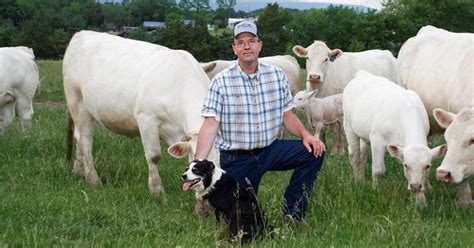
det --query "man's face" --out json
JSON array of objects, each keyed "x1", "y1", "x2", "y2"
[{"x1": 232, "y1": 32, "x2": 262, "y2": 64}]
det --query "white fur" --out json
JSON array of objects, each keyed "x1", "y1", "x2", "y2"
[
  {"x1": 0, "y1": 46, "x2": 40, "y2": 135},
  {"x1": 201, "y1": 55, "x2": 301, "y2": 95},
  {"x1": 63, "y1": 31, "x2": 218, "y2": 195},
  {"x1": 433, "y1": 107, "x2": 474, "y2": 206},
  {"x1": 343, "y1": 70, "x2": 445, "y2": 206},
  {"x1": 293, "y1": 90, "x2": 345, "y2": 155},
  {"x1": 293, "y1": 41, "x2": 397, "y2": 97},
  {"x1": 397, "y1": 25, "x2": 474, "y2": 132}
]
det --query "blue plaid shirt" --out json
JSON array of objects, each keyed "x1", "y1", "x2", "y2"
[{"x1": 202, "y1": 61, "x2": 294, "y2": 150}]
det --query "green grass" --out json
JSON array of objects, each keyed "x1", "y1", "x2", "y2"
[{"x1": 0, "y1": 60, "x2": 472, "y2": 247}]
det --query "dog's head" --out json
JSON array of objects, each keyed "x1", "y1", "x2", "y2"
[{"x1": 181, "y1": 160, "x2": 215, "y2": 192}]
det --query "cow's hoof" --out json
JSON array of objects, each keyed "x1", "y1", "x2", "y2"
[
  {"x1": 85, "y1": 175, "x2": 101, "y2": 185},
  {"x1": 150, "y1": 186, "x2": 165, "y2": 196},
  {"x1": 458, "y1": 198, "x2": 473, "y2": 208},
  {"x1": 73, "y1": 163, "x2": 85, "y2": 177}
]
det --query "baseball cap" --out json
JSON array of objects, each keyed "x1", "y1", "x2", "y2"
[{"x1": 234, "y1": 20, "x2": 258, "y2": 38}]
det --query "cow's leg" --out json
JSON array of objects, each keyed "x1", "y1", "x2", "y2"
[
  {"x1": 0, "y1": 104, "x2": 15, "y2": 136},
  {"x1": 457, "y1": 179, "x2": 473, "y2": 207},
  {"x1": 370, "y1": 138, "x2": 386, "y2": 188},
  {"x1": 71, "y1": 104, "x2": 99, "y2": 185},
  {"x1": 136, "y1": 114, "x2": 165, "y2": 195},
  {"x1": 345, "y1": 125, "x2": 363, "y2": 181},
  {"x1": 337, "y1": 121, "x2": 346, "y2": 156},
  {"x1": 329, "y1": 123, "x2": 339, "y2": 155},
  {"x1": 15, "y1": 96, "x2": 33, "y2": 134},
  {"x1": 360, "y1": 140, "x2": 369, "y2": 168},
  {"x1": 66, "y1": 97, "x2": 100, "y2": 184},
  {"x1": 73, "y1": 139, "x2": 85, "y2": 176}
]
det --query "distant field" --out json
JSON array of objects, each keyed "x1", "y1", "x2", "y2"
[{"x1": 0, "y1": 60, "x2": 472, "y2": 247}]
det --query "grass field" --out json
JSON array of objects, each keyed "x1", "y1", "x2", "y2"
[{"x1": 0, "y1": 60, "x2": 472, "y2": 247}]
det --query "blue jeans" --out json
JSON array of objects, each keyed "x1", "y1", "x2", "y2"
[{"x1": 220, "y1": 139, "x2": 325, "y2": 220}]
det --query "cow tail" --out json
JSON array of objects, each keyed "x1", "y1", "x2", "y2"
[{"x1": 66, "y1": 110, "x2": 74, "y2": 161}]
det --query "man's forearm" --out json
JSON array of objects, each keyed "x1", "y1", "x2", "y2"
[
  {"x1": 194, "y1": 117, "x2": 219, "y2": 160},
  {"x1": 283, "y1": 111, "x2": 312, "y2": 139}
]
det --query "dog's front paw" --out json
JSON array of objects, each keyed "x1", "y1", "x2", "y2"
[{"x1": 194, "y1": 200, "x2": 213, "y2": 218}]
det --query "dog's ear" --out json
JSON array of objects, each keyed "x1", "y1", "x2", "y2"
[{"x1": 207, "y1": 160, "x2": 215, "y2": 170}]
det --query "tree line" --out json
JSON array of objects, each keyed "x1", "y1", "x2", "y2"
[{"x1": 0, "y1": 0, "x2": 472, "y2": 63}]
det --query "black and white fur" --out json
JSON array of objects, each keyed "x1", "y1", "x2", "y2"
[{"x1": 182, "y1": 160, "x2": 272, "y2": 243}]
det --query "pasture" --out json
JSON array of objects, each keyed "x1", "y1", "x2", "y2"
[{"x1": 0, "y1": 60, "x2": 472, "y2": 247}]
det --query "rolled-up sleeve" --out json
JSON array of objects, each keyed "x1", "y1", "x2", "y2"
[{"x1": 202, "y1": 78, "x2": 222, "y2": 121}]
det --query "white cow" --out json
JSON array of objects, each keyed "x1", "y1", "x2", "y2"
[
  {"x1": 397, "y1": 25, "x2": 474, "y2": 132},
  {"x1": 201, "y1": 55, "x2": 301, "y2": 95},
  {"x1": 63, "y1": 31, "x2": 218, "y2": 195},
  {"x1": 433, "y1": 107, "x2": 474, "y2": 207},
  {"x1": 293, "y1": 41, "x2": 397, "y2": 97},
  {"x1": 343, "y1": 70, "x2": 446, "y2": 206},
  {"x1": 293, "y1": 90, "x2": 344, "y2": 155},
  {"x1": 0, "y1": 46, "x2": 40, "y2": 135}
]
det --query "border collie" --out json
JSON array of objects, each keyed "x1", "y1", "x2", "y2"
[{"x1": 182, "y1": 160, "x2": 272, "y2": 243}]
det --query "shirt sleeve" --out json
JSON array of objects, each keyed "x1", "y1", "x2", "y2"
[
  {"x1": 201, "y1": 77, "x2": 223, "y2": 122},
  {"x1": 280, "y1": 70, "x2": 295, "y2": 112}
]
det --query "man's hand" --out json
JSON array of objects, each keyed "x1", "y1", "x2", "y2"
[{"x1": 303, "y1": 135, "x2": 325, "y2": 157}]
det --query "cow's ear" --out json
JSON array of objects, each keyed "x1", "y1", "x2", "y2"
[
  {"x1": 201, "y1": 61, "x2": 217, "y2": 73},
  {"x1": 292, "y1": 45, "x2": 307, "y2": 58},
  {"x1": 431, "y1": 144, "x2": 447, "y2": 159},
  {"x1": 387, "y1": 145, "x2": 404, "y2": 161},
  {"x1": 329, "y1": 49, "x2": 343, "y2": 62},
  {"x1": 433, "y1": 108, "x2": 455, "y2": 129},
  {"x1": 167, "y1": 142, "x2": 192, "y2": 158},
  {"x1": 309, "y1": 90, "x2": 318, "y2": 97}
]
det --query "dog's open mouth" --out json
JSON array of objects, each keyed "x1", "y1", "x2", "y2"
[{"x1": 182, "y1": 178, "x2": 201, "y2": 191}]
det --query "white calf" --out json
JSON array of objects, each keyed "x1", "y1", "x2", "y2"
[
  {"x1": 343, "y1": 70, "x2": 446, "y2": 206},
  {"x1": 293, "y1": 90, "x2": 344, "y2": 155}
]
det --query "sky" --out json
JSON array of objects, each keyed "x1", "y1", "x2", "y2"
[{"x1": 234, "y1": 0, "x2": 384, "y2": 10}]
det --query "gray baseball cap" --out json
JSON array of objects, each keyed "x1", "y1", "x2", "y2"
[{"x1": 234, "y1": 20, "x2": 258, "y2": 38}]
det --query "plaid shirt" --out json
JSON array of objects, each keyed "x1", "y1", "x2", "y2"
[{"x1": 202, "y1": 61, "x2": 294, "y2": 150}]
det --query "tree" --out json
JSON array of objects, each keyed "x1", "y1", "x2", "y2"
[
  {"x1": 382, "y1": 0, "x2": 474, "y2": 54},
  {"x1": 128, "y1": 0, "x2": 177, "y2": 24},
  {"x1": 102, "y1": 3, "x2": 129, "y2": 28},
  {"x1": 257, "y1": 3, "x2": 291, "y2": 57}
]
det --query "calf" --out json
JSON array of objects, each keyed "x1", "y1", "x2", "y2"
[
  {"x1": 433, "y1": 107, "x2": 474, "y2": 207},
  {"x1": 293, "y1": 90, "x2": 344, "y2": 155},
  {"x1": 343, "y1": 70, "x2": 446, "y2": 206}
]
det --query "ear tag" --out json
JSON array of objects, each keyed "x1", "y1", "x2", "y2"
[{"x1": 329, "y1": 55, "x2": 337, "y2": 62}]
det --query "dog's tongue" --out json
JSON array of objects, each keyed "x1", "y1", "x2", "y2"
[{"x1": 182, "y1": 181, "x2": 192, "y2": 191}]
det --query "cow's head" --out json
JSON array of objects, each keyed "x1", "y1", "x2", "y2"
[
  {"x1": 293, "y1": 90, "x2": 317, "y2": 109},
  {"x1": 167, "y1": 133, "x2": 220, "y2": 167},
  {"x1": 293, "y1": 41, "x2": 342, "y2": 87},
  {"x1": 433, "y1": 107, "x2": 474, "y2": 184},
  {"x1": 388, "y1": 144, "x2": 446, "y2": 192}
]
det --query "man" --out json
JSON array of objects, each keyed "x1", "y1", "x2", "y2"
[{"x1": 194, "y1": 20, "x2": 325, "y2": 226}]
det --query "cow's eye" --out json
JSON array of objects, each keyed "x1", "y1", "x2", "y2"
[
  {"x1": 425, "y1": 164, "x2": 431, "y2": 170},
  {"x1": 324, "y1": 57, "x2": 328, "y2": 62},
  {"x1": 469, "y1": 138, "x2": 474, "y2": 145},
  {"x1": 403, "y1": 164, "x2": 408, "y2": 169}
]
